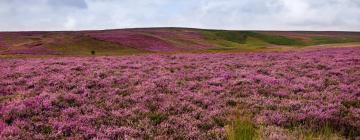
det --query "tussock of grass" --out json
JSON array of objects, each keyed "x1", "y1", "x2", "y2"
[{"x1": 226, "y1": 116, "x2": 258, "y2": 140}]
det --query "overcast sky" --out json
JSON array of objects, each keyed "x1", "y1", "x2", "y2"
[{"x1": 0, "y1": 0, "x2": 359, "y2": 31}]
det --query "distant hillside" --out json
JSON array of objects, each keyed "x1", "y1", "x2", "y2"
[{"x1": 1, "y1": 28, "x2": 360, "y2": 55}]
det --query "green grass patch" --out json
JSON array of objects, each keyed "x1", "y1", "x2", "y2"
[
  {"x1": 203, "y1": 30, "x2": 248, "y2": 44},
  {"x1": 205, "y1": 37, "x2": 270, "y2": 53},
  {"x1": 245, "y1": 32, "x2": 306, "y2": 46},
  {"x1": 244, "y1": 37, "x2": 269, "y2": 48},
  {"x1": 202, "y1": 30, "x2": 360, "y2": 50},
  {"x1": 310, "y1": 36, "x2": 360, "y2": 45},
  {"x1": 226, "y1": 116, "x2": 258, "y2": 140},
  {"x1": 148, "y1": 112, "x2": 167, "y2": 126},
  {"x1": 202, "y1": 30, "x2": 266, "y2": 48},
  {"x1": 201, "y1": 30, "x2": 306, "y2": 52}
]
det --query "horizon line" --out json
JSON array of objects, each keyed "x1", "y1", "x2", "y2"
[{"x1": 0, "y1": 27, "x2": 360, "y2": 33}]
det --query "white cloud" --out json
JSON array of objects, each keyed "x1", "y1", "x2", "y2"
[
  {"x1": 64, "y1": 17, "x2": 76, "y2": 30},
  {"x1": 0, "y1": 0, "x2": 359, "y2": 31}
]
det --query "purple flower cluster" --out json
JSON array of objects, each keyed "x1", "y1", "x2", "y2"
[{"x1": 0, "y1": 47, "x2": 359, "y2": 139}]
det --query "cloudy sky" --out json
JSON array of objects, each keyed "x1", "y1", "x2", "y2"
[{"x1": 0, "y1": 0, "x2": 359, "y2": 31}]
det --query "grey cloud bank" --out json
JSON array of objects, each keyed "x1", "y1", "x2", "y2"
[{"x1": 0, "y1": 0, "x2": 359, "y2": 31}]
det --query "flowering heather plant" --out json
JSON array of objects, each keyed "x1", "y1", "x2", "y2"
[{"x1": 0, "y1": 47, "x2": 359, "y2": 139}]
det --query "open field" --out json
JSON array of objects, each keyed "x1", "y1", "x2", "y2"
[{"x1": 0, "y1": 46, "x2": 359, "y2": 139}]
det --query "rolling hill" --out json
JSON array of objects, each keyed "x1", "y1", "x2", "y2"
[{"x1": 0, "y1": 28, "x2": 360, "y2": 56}]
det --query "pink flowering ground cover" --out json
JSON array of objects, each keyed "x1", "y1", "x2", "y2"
[{"x1": 0, "y1": 47, "x2": 359, "y2": 139}]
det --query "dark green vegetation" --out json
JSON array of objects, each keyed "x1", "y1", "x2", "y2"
[
  {"x1": 311, "y1": 36, "x2": 360, "y2": 45},
  {"x1": 203, "y1": 30, "x2": 248, "y2": 44},
  {"x1": 0, "y1": 28, "x2": 360, "y2": 56},
  {"x1": 245, "y1": 31, "x2": 306, "y2": 46},
  {"x1": 202, "y1": 30, "x2": 270, "y2": 52}
]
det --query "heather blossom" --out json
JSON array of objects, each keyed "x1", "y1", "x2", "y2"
[{"x1": 0, "y1": 47, "x2": 359, "y2": 139}]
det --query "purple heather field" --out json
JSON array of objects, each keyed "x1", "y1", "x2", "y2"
[{"x1": 0, "y1": 47, "x2": 359, "y2": 139}]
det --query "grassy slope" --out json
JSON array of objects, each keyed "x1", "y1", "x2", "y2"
[
  {"x1": 310, "y1": 36, "x2": 360, "y2": 45},
  {"x1": 257, "y1": 31, "x2": 360, "y2": 46},
  {"x1": 47, "y1": 35, "x2": 147, "y2": 56},
  {"x1": 1, "y1": 28, "x2": 360, "y2": 56},
  {"x1": 201, "y1": 30, "x2": 271, "y2": 52},
  {"x1": 0, "y1": 32, "x2": 147, "y2": 56},
  {"x1": 246, "y1": 31, "x2": 306, "y2": 46}
]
